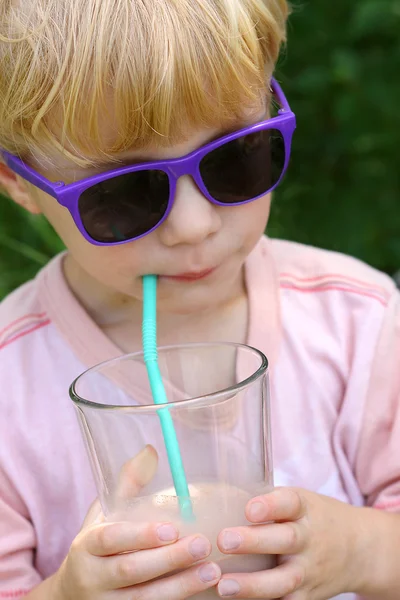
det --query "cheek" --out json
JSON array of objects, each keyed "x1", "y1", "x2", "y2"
[
  {"x1": 35, "y1": 189, "x2": 144, "y2": 277},
  {"x1": 33, "y1": 188, "x2": 80, "y2": 244},
  {"x1": 227, "y1": 194, "x2": 271, "y2": 240},
  {"x1": 253, "y1": 193, "x2": 272, "y2": 226}
]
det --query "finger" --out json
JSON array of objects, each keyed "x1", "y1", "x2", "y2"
[
  {"x1": 246, "y1": 488, "x2": 306, "y2": 523},
  {"x1": 116, "y1": 444, "x2": 158, "y2": 501},
  {"x1": 218, "y1": 522, "x2": 306, "y2": 555},
  {"x1": 82, "y1": 498, "x2": 104, "y2": 528},
  {"x1": 85, "y1": 520, "x2": 179, "y2": 556},
  {"x1": 217, "y1": 562, "x2": 304, "y2": 598},
  {"x1": 103, "y1": 534, "x2": 214, "y2": 589},
  {"x1": 127, "y1": 561, "x2": 221, "y2": 600}
]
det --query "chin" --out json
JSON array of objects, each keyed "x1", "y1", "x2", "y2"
[
  {"x1": 157, "y1": 295, "x2": 215, "y2": 316},
  {"x1": 157, "y1": 274, "x2": 242, "y2": 316},
  {"x1": 156, "y1": 286, "x2": 215, "y2": 314}
]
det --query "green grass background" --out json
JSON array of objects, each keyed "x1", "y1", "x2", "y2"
[{"x1": 1, "y1": 0, "x2": 399, "y2": 299}]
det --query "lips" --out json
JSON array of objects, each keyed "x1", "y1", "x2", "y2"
[{"x1": 163, "y1": 268, "x2": 215, "y2": 282}]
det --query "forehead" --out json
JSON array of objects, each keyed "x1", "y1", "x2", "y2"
[
  {"x1": 31, "y1": 99, "x2": 267, "y2": 178},
  {"x1": 3, "y1": 0, "x2": 286, "y2": 178}
]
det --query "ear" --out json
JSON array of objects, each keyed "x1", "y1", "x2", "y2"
[{"x1": 0, "y1": 162, "x2": 41, "y2": 214}]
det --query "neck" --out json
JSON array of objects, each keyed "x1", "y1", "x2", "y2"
[{"x1": 63, "y1": 253, "x2": 248, "y2": 352}]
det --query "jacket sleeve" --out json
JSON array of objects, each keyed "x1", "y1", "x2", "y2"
[
  {"x1": 0, "y1": 464, "x2": 42, "y2": 596},
  {"x1": 355, "y1": 290, "x2": 400, "y2": 511}
]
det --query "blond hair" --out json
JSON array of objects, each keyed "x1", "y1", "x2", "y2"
[{"x1": 0, "y1": 0, "x2": 289, "y2": 168}]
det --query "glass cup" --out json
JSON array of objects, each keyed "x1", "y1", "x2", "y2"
[{"x1": 70, "y1": 342, "x2": 274, "y2": 598}]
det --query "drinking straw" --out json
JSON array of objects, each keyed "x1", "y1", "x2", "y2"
[{"x1": 142, "y1": 275, "x2": 194, "y2": 521}]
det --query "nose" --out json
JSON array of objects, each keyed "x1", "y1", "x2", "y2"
[{"x1": 158, "y1": 175, "x2": 221, "y2": 247}]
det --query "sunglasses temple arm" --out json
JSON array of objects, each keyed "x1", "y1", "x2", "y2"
[
  {"x1": 0, "y1": 150, "x2": 59, "y2": 199},
  {"x1": 270, "y1": 77, "x2": 291, "y2": 113}
]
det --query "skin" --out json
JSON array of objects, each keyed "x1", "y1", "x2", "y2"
[
  {"x1": 0, "y1": 119, "x2": 270, "y2": 351},
  {"x1": 1, "y1": 115, "x2": 400, "y2": 599}
]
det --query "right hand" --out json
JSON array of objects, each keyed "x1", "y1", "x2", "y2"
[{"x1": 53, "y1": 446, "x2": 221, "y2": 599}]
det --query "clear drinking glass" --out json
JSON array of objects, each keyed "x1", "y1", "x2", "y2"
[{"x1": 70, "y1": 342, "x2": 274, "y2": 598}]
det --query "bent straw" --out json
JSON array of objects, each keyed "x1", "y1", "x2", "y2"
[{"x1": 142, "y1": 275, "x2": 194, "y2": 521}]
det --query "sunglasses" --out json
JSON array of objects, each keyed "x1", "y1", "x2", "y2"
[{"x1": 1, "y1": 78, "x2": 296, "y2": 246}]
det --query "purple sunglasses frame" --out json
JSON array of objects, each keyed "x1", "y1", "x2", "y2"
[{"x1": 1, "y1": 78, "x2": 296, "y2": 246}]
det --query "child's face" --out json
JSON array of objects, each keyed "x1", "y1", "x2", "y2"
[{"x1": 22, "y1": 111, "x2": 271, "y2": 315}]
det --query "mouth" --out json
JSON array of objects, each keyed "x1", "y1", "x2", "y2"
[{"x1": 162, "y1": 268, "x2": 216, "y2": 282}]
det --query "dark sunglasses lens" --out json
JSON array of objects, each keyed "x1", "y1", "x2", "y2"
[
  {"x1": 78, "y1": 170, "x2": 170, "y2": 243},
  {"x1": 199, "y1": 129, "x2": 285, "y2": 204}
]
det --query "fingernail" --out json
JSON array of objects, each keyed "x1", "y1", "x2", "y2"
[
  {"x1": 248, "y1": 501, "x2": 265, "y2": 522},
  {"x1": 221, "y1": 530, "x2": 242, "y2": 551},
  {"x1": 218, "y1": 579, "x2": 240, "y2": 596},
  {"x1": 198, "y1": 562, "x2": 220, "y2": 583},
  {"x1": 157, "y1": 523, "x2": 178, "y2": 541},
  {"x1": 189, "y1": 537, "x2": 210, "y2": 559}
]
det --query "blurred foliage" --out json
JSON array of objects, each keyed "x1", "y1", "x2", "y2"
[
  {"x1": 270, "y1": 0, "x2": 400, "y2": 273},
  {"x1": 0, "y1": 202, "x2": 64, "y2": 299},
  {"x1": 1, "y1": 0, "x2": 400, "y2": 299}
]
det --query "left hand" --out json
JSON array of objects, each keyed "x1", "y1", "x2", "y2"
[{"x1": 216, "y1": 487, "x2": 364, "y2": 599}]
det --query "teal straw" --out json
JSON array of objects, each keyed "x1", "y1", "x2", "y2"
[{"x1": 142, "y1": 275, "x2": 194, "y2": 521}]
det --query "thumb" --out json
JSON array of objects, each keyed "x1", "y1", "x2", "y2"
[
  {"x1": 116, "y1": 444, "x2": 159, "y2": 501},
  {"x1": 82, "y1": 498, "x2": 104, "y2": 528},
  {"x1": 83, "y1": 445, "x2": 158, "y2": 528}
]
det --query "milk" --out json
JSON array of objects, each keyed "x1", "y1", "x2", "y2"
[{"x1": 111, "y1": 481, "x2": 275, "y2": 599}]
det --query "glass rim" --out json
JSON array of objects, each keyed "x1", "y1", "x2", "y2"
[{"x1": 69, "y1": 341, "x2": 268, "y2": 412}]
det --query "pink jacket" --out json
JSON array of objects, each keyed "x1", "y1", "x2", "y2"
[{"x1": 1, "y1": 236, "x2": 399, "y2": 600}]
